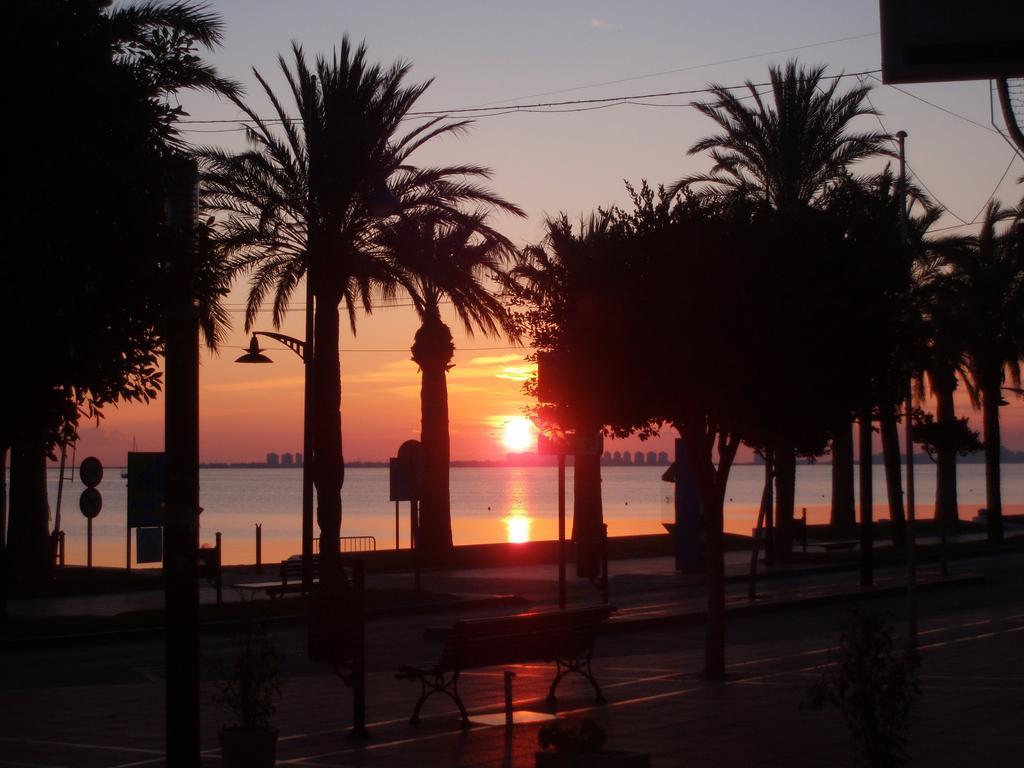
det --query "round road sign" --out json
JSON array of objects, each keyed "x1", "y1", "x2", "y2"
[
  {"x1": 79, "y1": 456, "x2": 103, "y2": 488},
  {"x1": 79, "y1": 487, "x2": 103, "y2": 519}
]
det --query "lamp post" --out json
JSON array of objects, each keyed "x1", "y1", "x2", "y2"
[
  {"x1": 896, "y1": 129, "x2": 919, "y2": 648},
  {"x1": 236, "y1": 331, "x2": 314, "y2": 595}
]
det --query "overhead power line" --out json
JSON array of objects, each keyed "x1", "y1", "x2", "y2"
[
  {"x1": 462, "y1": 32, "x2": 880, "y2": 108},
  {"x1": 178, "y1": 68, "x2": 882, "y2": 130}
]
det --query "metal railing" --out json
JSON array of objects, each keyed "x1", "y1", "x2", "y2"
[{"x1": 314, "y1": 536, "x2": 377, "y2": 554}]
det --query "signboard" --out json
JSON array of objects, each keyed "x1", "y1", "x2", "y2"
[
  {"x1": 136, "y1": 527, "x2": 163, "y2": 564},
  {"x1": 127, "y1": 452, "x2": 166, "y2": 528},
  {"x1": 79, "y1": 487, "x2": 102, "y2": 519},
  {"x1": 389, "y1": 440, "x2": 423, "y2": 501},
  {"x1": 880, "y1": 0, "x2": 1024, "y2": 83}
]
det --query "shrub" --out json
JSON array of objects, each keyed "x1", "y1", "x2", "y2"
[{"x1": 806, "y1": 609, "x2": 921, "y2": 767}]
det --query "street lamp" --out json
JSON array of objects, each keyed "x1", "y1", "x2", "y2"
[{"x1": 236, "y1": 330, "x2": 314, "y2": 594}]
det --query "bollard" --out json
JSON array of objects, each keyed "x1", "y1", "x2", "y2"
[
  {"x1": 504, "y1": 670, "x2": 516, "y2": 726},
  {"x1": 215, "y1": 531, "x2": 223, "y2": 605},
  {"x1": 58, "y1": 531, "x2": 66, "y2": 568},
  {"x1": 255, "y1": 523, "x2": 262, "y2": 572}
]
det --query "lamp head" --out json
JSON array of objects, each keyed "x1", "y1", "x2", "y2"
[{"x1": 235, "y1": 335, "x2": 274, "y2": 364}]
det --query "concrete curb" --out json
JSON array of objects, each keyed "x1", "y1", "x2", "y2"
[
  {"x1": 602, "y1": 573, "x2": 986, "y2": 632},
  {"x1": 0, "y1": 593, "x2": 529, "y2": 652}
]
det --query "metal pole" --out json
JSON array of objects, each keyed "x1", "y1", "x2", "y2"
[
  {"x1": 350, "y1": 559, "x2": 368, "y2": 740},
  {"x1": 255, "y1": 523, "x2": 262, "y2": 572},
  {"x1": 897, "y1": 130, "x2": 918, "y2": 648},
  {"x1": 558, "y1": 453, "x2": 566, "y2": 610},
  {"x1": 301, "y1": 76, "x2": 317, "y2": 597},
  {"x1": 395, "y1": 501, "x2": 400, "y2": 550},
  {"x1": 163, "y1": 156, "x2": 201, "y2": 766},
  {"x1": 126, "y1": 525, "x2": 132, "y2": 571},
  {"x1": 601, "y1": 523, "x2": 609, "y2": 605},
  {"x1": 87, "y1": 519, "x2": 93, "y2": 570},
  {"x1": 504, "y1": 670, "x2": 515, "y2": 726}
]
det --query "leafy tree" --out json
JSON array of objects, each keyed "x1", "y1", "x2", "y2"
[
  {"x1": 378, "y1": 210, "x2": 522, "y2": 554},
  {"x1": 201, "y1": 38, "x2": 519, "y2": 586},
  {"x1": 3, "y1": 0, "x2": 235, "y2": 593},
  {"x1": 515, "y1": 184, "x2": 883, "y2": 678},
  {"x1": 673, "y1": 61, "x2": 891, "y2": 560}
]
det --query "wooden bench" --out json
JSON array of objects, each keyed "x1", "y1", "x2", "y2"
[{"x1": 396, "y1": 605, "x2": 614, "y2": 724}]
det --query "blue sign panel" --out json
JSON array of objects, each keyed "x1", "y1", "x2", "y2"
[{"x1": 127, "y1": 452, "x2": 166, "y2": 528}]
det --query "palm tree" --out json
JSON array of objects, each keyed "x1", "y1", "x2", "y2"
[
  {"x1": 673, "y1": 61, "x2": 890, "y2": 213},
  {"x1": 945, "y1": 201, "x2": 1024, "y2": 543},
  {"x1": 201, "y1": 39, "x2": 520, "y2": 587},
  {"x1": 676, "y1": 60, "x2": 890, "y2": 560},
  {"x1": 378, "y1": 210, "x2": 523, "y2": 555}
]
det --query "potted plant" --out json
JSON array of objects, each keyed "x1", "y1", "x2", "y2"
[
  {"x1": 536, "y1": 718, "x2": 651, "y2": 767},
  {"x1": 216, "y1": 620, "x2": 283, "y2": 768}
]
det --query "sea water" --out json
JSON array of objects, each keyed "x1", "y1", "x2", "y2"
[{"x1": 41, "y1": 463, "x2": 1024, "y2": 567}]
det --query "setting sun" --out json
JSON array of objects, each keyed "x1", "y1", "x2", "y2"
[{"x1": 502, "y1": 417, "x2": 536, "y2": 452}]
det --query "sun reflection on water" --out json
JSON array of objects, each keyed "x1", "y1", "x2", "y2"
[{"x1": 503, "y1": 510, "x2": 532, "y2": 543}]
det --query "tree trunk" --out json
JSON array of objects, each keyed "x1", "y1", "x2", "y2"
[
  {"x1": 312, "y1": 293, "x2": 344, "y2": 592},
  {"x1": 679, "y1": 427, "x2": 735, "y2": 681},
  {"x1": 6, "y1": 432, "x2": 51, "y2": 594},
  {"x1": 572, "y1": 446, "x2": 603, "y2": 579},
  {"x1": 981, "y1": 379, "x2": 1003, "y2": 543},
  {"x1": 933, "y1": 372, "x2": 959, "y2": 528},
  {"x1": 773, "y1": 448, "x2": 796, "y2": 562},
  {"x1": 830, "y1": 423, "x2": 856, "y2": 533},
  {"x1": 411, "y1": 313, "x2": 454, "y2": 555},
  {"x1": 879, "y1": 407, "x2": 906, "y2": 550}
]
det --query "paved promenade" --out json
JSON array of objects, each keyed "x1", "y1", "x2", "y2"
[{"x1": 2, "y1": 549, "x2": 1022, "y2": 767}]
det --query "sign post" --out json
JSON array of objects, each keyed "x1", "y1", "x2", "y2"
[{"x1": 78, "y1": 457, "x2": 103, "y2": 569}]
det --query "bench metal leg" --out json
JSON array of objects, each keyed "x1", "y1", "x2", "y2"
[
  {"x1": 547, "y1": 649, "x2": 605, "y2": 705},
  {"x1": 407, "y1": 671, "x2": 469, "y2": 725}
]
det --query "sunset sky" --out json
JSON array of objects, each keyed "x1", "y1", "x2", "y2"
[{"x1": 75, "y1": 0, "x2": 1024, "y2": 466}]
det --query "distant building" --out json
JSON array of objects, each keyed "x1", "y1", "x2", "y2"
[
  {"x1": 281, "y1": 452, "x2": 294, "y2": 467},
  {"x1": 266, "y1": 452, "x2": 279, "y2": 467},
  {"x1": 657, "y1": 451, "x2": 669, "y2": 465},
  {"x1": 603, "y1": 451, "x2": 612, "y2": 462},
  {"x1": 646, "y1": 451, "x2": 658, "y2": 466},
  {"x1": 295, "y1": 453, "x2": 303, "y2": 467},
  {"x1": 634, "y1": 451, "x2": 644, "y2": 465},
  {"x1": 612, "y1": 451, "x2": 622, "y2": 464},
  {"x1": 622, "y1": 451, "x2": 632, "y2": 465}
]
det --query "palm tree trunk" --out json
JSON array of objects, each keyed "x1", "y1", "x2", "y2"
[
  {"x1": 981, "y1": 379, "x2": 1003, "y2": 543},
  {"x1": 773, "y1": 448, "x2": 796, "y2": 562},
  {"x1": 933, "y1": 372, "x2": 959, "y2": 528},
  {"x1": 858, "y1": 410, "x2": 873, "y2": 585},
  {"x1": 6, "y1": 431, "x2": 51, "y2": 594},
  {"x1": 412, "y1": 314, "x2": 454, "y2": 556},
  {"x1": 879, "y1": 406, "x2": 907, "y2": 549},
  {"x1": 312, "y1": 295, "x2": 344, "y2": 592},
  {"x1": 830, "y1": 423, "x2": 856, "y2": 533}
]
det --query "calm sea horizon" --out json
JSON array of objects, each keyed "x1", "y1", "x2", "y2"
[{"x1": 41, "y1": 463, "x2": 1024, "y2": 567}]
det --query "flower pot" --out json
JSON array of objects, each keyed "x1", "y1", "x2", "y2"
[
  {"x1": 535, "y1": 749, "x2": 651, "y2": 767},
  {"x1": 219, "y1": 727, "x2": 278, "y2": 768}
]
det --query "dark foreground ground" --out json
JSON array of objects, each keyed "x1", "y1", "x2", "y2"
[{"x1": 1, "y1": 547, "x2": 1022, "y2": 767}]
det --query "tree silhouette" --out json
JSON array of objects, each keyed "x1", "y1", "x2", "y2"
[
  {"x1": 379, "y1": 210, "x2": 522, "y2": 554},
  {"x1": 944, "y1": 201, "x2": 1024, "y2": 543},
  {"x1": 201, "y1": 38, "x2": 519, "y2": 583},
  {"x1": 675, "y1": 60, "x2": 891, "y2": 560},
  {"x1": 3, "y1": 0, "x2": 235, "y2": 594}
]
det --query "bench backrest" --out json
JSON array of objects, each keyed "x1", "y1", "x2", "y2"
[
  {"x1": 438, "y1": 606, "x2": 613, "y2": 672},
  {"x1": 281, "y1": 556, "x2": 320, "y2": 584}
]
